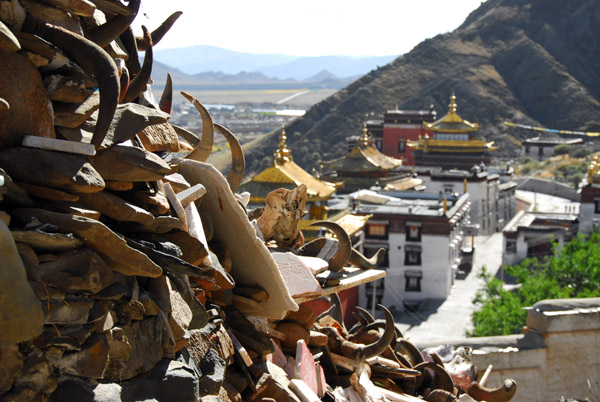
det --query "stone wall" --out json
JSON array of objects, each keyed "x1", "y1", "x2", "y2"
[
  {"x1": 415, "y1": 297, "x2": 600, "y2": 402},
  {"x1": 516, "y1": 178, "x2": 580, "y2": 202}
]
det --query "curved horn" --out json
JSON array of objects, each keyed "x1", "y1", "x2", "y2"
[
  {"x1": 467, "y1": 379, "x2": 517, "y2": 402},
  {"x1": 159, "y1": 73, "x2": 173, "y2": 114},
  {"x1": 118, "y1": 65, "x2": 130, "y2": 102},
  {"x1": 214, "y1": 122, "x2": 245, "y2": 193},
  {"x1": 136, "y1": 11, "x2": 183, "y2": 51},
  {"x1": 0, "y1": 98, "x2": 9, "y2": 121},
  {"x1": 355, "y1": 306, "x2": 375, "y2": 324},
  {"x1": 86, "y1": 0, "x2": 140, "y2": 48},
  {"x1": 396, "y1": 339, "x2": 425, "y2": 367},
  {"x1": 181, "y1": 91, "x2": 214, "y2": 162},
  {"x1": 121, "y1": 25, "x2": 152, "y2": 103},
  {"x1": 315, "y1": 304, "x2": 336, "y2": 323},
  {"x1": 22, "y1": 19, "x2": 119, "y2": 149},
  {"x1": 349, "y1": 247, "x2": 386, "y2": 270},
  {"x1": 341, "y1": 304, "x2": 395, "y2": 360},
  {"x1": 119, "y1": 26, "x2": 141, "y2": 76},
  {"x1": 172, "y1": 123, "x2": 200, "y2": 145},
  {"x1": 309, "y1": 220, "x2": 351, "y2": 272},
  {"x1": 414, "y1": 361, "x2": 454, "y2": 393},
  {"x1": 329, "y1": 292, "x2": 344, "y2": 326}
]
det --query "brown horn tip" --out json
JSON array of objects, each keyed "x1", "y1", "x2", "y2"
[
  {"x1": 341, "y1": 304, "x2": 395, "y2": 360},
  {"x1": 181, "y1": 91, "x2": 214, "y2": 162},
  {"x1": 310, "y1": 220, "x2": 351, "y2": 272},
  {"x1": 214, "y1": 122, "x2": 245, "y2": 193},
  {"x1": 467, "y1": 379, "x2": 517, "y2": 402}
]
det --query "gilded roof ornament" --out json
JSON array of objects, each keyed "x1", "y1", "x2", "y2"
[
  {"x1": 448, "y1": 92, "x2": 458, "y2": 114},
  {"x1": 359, "y1": 123, "x2": 372, "y2": 147},
  {"x1": 274, "y1": 126, "x2": 293, "y2": 164}
]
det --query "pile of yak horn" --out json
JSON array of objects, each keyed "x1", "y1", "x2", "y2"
[
  {"x1": 315, "y1": 302, "x2": 517, "y2": 401},
  {"x1": 302, "y1": 220, "x2": 386, "y2": 271}
]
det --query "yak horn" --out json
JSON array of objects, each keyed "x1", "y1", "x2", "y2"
[
  {"x1": 136, "y1": 11, "x2": 183, "y2": 51},
  {"x1": 182, "y1": 91, "x2": 214, "y2": 162},
  {"x1": 22, "y1": 19, "x2": 119, "y2": 149},
  {"x1": 0, "y1": 98, "x2": 9, "y2": 121},
  {"x1": 341, "y1": 304, "x2": 395, "y2": 360},
  {"x1": 414, "y1": 361, "x2": 454, "y2": 393},
  {"x1": 396, "y1": 338, "x2": 425, "y2": 367},
  {"x1": 120, "y1": 26, "x2": 141, "y2": 76},
  {"x1": 86, "y1": 0, "x2": 140, "y2": 48},
  {"x1": 467, "y1": 379, "x2": 517, "y2": 402},
  {"x1": 214, "y1": 123, "x2": 245, "y2": 193},
  {"x1": 355, "y1": 306, "x2": 375, "y2": 324},
  {"x1": 159, "y1": 73, "x2": 173, "y2": 114},
  {"x1": 118, "y1": 65, "x2": 129, "y2": 102},
  {"x1": 122, "y1": 25, "x2": 152, "y2": 103},
  {"x1": 309, "y1": 220, "x2": 351, "y2": 272},
  {"x1": 349, "y1": 247, "x2": 386, "y2": 270},
  {"x1": 329, "y1": 292, "x2": 345, "y2": 329}
]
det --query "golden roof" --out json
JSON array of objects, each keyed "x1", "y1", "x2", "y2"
[
  {"x1": 239, "y1": 127, "x2": 338, "y2": 202},
  {"x1": 425, "y1": 93, "x2": 479, "y2": 133},
  {"x1": 321, "y1": 124, "x2": 402, "y2": 172}
]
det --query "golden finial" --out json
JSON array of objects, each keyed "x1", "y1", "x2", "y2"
[
  {"x1": 274, "y1": 126, "x2": 292, "y2": 164},
  {"x1": 359, "y1": 123, "x2": 371, "y2": 147},
  {"x1": 449, "y1": 92, "x2": 457, "y2": 114}
]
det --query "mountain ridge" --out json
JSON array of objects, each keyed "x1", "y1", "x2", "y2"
[
  {"x1": 241, "y1": 0, "x2": 600, "y2": 177},
  {"x1": 151, "y1": 45, "x2": 398, "y2": 80}
]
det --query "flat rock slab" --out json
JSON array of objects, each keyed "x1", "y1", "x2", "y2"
[
  {"x1": 12, "y1": 208, "x2": 162, "y2": 278},
  {"x1": 11, "y1": 229, "x2": 84, "y2": 252},
  {"x1": 53, "y1": 91, "x2": 99, "y2": 129},
  {"x1": 33, "y1": 248, "x2": 116, "y2": 294},
  {"x1": 178, "y1": 159, "x2": 297, "y2": 320},
  {"x1": 99, "y1": 103, "x2": 169, "y2": 149},
  {"x1": 0, "y1": 147, "x2": 104, "y2": 193},
  {"x1": 92, "y1": 144, "x2": 172, "y2": 182},
  {"x1": 176, "y1": 183, "x2": 207, "y2": 207},
  {"x1": 0, "y1": 51, "x2": 55, "y2": 151},
  {"x1": 22, "y1": 135, "x2": 96, "y2": 156},
  {"x1": 77, "y1": 191, "x2": 155, "y2": 225},
  {"x1": 138, "y1": 121, "x2": 180, "y2": 152},
  {"x1": 0, "y1": 220, "x2": 44, "y2": 344},
  {"x1": 16, "y1": 181, "x2": 80, "y2": 202},
  {"x1": 43, "y1": 74, "x2": 87, "y2": 103},
  {"x1": 272, "y1": 252, "x2": 322, "y2": 300}
]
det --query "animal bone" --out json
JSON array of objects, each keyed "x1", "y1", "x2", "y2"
[
  {"x1": 257, "y1": 185, "x2": 307, "y2": 249},
  {"x1": 135, "y1": 11, "x2": 182, "y2": 51},
  {"x1": 159, "y1": 72, "x2": 173, "y2": 114},
  {"x1": 213, "y1": 123, "x2": 245, "y2": 193},
  {"x1": 181, "y1": 91, "x2": 215, "y2": 162},
  {"x1": 122, "y1": 24, "x2": 151, "y2": 103},
  {"x1": 467, "y1": 379, "x2": 517, "y2": 402},
  {"x1": 21, "y1": 19, "x2": 119, "y2": 149},
  {"x1": 86, "y1": 0, "x2": 139, "y2": 48},
  {"x1": 309, "y1": 220, "x2": 351, "y2": 272}
]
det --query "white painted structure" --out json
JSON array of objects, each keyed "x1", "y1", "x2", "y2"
[{"x1": 330, "y1": 190, "x2": 472, "y2": 311}]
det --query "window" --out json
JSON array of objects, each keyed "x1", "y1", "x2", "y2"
[
  {"x1": 595, "y1": 199, "x2": 600, "y2": 214},
  {"x1": 367, "y1": 223, "x2": 388, "y2": 240},
  {"x1": 405, "y1": 222, "x2": 422, "y2": 242},
  {"x1": 397, "y1": 139, "x2": 406, "y2": 153},
  {"x1": 404, "y1": 245, "x2": 422, "y2": 265},
  {"x1": 505, "y1": 239, "x2": 516, "y2": 253},
  {"x1": 405, "y1": 270, "x2": 422, "y2": 292}
]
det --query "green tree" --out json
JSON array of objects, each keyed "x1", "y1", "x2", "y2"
[
  {"x1": 469, "y1": 233, "x2": 600, "y2": 337},
  {"x1": 553, "y1": 144, "x2": 571, "y2": 155}
]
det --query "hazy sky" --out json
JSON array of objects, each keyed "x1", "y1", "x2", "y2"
[{"x1": 132, "y1": 0, "x2": 485, "y2": 56}]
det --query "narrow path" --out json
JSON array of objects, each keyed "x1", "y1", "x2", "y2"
[
  {"x1": 276, "y1": 90, "x2": 311, "y2": 104},
  {"x1": 400, "y1": 233, "x2": 504, "y2": 344}
]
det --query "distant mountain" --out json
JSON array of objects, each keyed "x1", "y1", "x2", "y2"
[
  {"x1": 149, "y1": 61, "x2": 353, "y2": 90},
  {"x1": 257, "y1": 55, "x2": 398, "y2": 81},
  {"x1": 152, "y1": 45, "x2": 398, "y2": 81},
  {"x1": 242, "y1": 0, "x2": 600, "y2": 177},
  {"x1": 151, "y1": 45, "x2": 297, "y2": 75}
]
